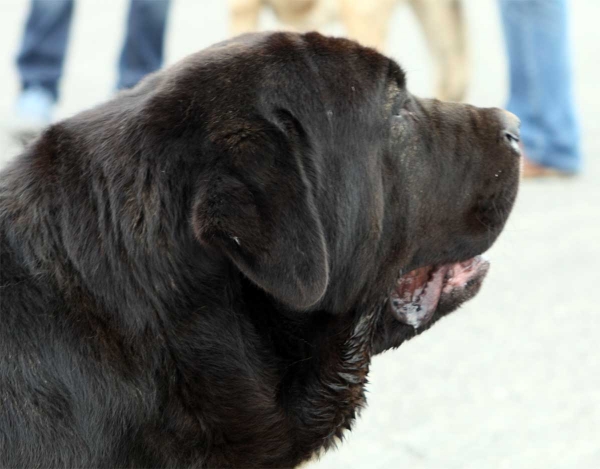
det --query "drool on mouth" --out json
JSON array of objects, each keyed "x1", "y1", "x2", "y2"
[{"x1": 390, "y1": 256, "x2": 490, "y2": 328}]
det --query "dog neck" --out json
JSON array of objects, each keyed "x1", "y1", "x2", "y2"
[
  {"x1": 0, "y1": 129, "x2": 384, "y2": 466},
  {"x1": 296, "y1": 307, "x2": 378, "y2": 453}
]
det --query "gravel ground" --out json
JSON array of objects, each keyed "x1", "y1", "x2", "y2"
[{"x1": 1, "y1": 1, "x2": 598, "y2": 468}]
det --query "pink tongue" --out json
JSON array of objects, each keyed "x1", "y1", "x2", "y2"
[{"x1": 391, "y1": 266, "x2": 447, "y2": 328}]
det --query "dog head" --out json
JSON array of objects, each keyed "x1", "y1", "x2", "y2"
[{"x1": 144, "y1": 32, "x2": 519, "y2": 349}]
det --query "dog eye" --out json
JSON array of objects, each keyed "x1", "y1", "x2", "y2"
[
  {"x1": 393, "y1": 109, "x2": 408, "y2": 118},
  {"x1": 392, "y1": 108, "x2": 413, "y2": 122},
  {"x1": 391, "y1": 96, "x2": 413, "y2": 119}
]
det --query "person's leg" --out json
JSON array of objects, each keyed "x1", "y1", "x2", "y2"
[
  {"x1": 117, "y1": 0, "x2": 171, "y2": 90},
  {"x1": 16, "y1": 0, "x2": 75, "y2": 101},
  {"x1": 499, "y1": 0, "x2": 581, "y2": 173}
]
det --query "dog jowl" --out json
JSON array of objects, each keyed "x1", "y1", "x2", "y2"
[{"x1": 0, "y1": 32, "x2": 519, "y2": 468}]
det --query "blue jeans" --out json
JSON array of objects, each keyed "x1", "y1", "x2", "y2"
[
  {"x1": 16, "y1": 0, "x2": 171, "y2": 101},
  {"x1": 499, "y1": 0, "x2": 581, "y2": 172}
]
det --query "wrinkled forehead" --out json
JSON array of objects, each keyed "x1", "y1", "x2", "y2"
[
  {"x1": 168, "y1": 32, "x2": 407, "y2": 137},
  {"x1": 197, "y1": 32, "x2": 403, "y2": 91},
  {"x1": 301, "y1": 32, "x2": 406, "y2": 94}
]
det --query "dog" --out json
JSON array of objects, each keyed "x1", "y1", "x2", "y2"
[
  {"x1": 0, "y1": 32, "x2": 520, "y2": 468},
  {"x1": 228, "y1": 0, "x2": 469, "y2": 102}
]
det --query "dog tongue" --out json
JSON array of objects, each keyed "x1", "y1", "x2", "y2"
[
  {"x1": 391, "y1": 266, "x2": 446, "y2": 328},
  {"x1": 391, "y1": 256, "x2": 489, "y2": 328}
]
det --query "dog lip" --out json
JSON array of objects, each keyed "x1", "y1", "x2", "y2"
[{"x1": 390, "y1": 255, "x2": 490, "y2": 328}]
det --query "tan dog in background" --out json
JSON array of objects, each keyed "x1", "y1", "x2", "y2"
[{"x1": 228, "y1": 0, "x2": 468, "y2": 102}]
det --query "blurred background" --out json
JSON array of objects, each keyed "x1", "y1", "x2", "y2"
[{"x1": 0, "y1": 1, "x2": 598, "y2": 468}]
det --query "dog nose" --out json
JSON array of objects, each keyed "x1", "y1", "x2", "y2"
[{"x1": 499, "y1": 110, "x2": 521, "y2": 146}]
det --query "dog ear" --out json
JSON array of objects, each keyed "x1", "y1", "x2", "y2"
[{"x1": 191, "y1": 121, "x2": 329, "y2": 310}]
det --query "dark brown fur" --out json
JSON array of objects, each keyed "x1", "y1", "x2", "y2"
[{"x1": 0, "y1": 32, "x2": 519, "y2": 468}]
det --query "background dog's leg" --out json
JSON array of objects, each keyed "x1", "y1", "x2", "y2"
[
  {"x1": 228, "y1": 0, "x2": 263, "y2": 34},
  {"x1": 339, "y1": 0, "x2": 396, "y2": 51},
  {"x1": 409, "y1": 0, "x2": 469, "y2": 102}
]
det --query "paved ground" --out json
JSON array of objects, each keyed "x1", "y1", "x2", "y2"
[{"x1": 1, "y1": 1, "x2": 599, "y2": 468}]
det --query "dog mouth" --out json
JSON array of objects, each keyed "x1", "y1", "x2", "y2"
[{"x1": 390, "y1": 256, "x2": 490, "y2": 328}]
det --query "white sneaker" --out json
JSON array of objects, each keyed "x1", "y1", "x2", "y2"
[{"x1": 10, "y1": 87, "x2": 55, "y2": 143}]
